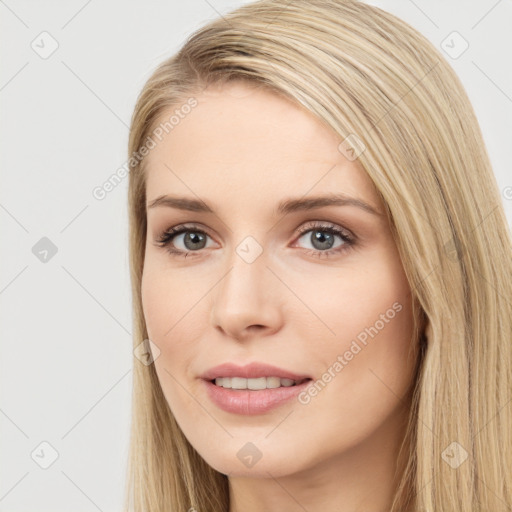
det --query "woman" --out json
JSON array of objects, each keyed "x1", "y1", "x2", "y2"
[{"x1": 124, "y1": 1, "x2": 512, "y2": 510}]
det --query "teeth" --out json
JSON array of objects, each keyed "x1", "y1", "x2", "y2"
[{"x1": 214, "y1": 376, "x2": 299, "y2": 389}]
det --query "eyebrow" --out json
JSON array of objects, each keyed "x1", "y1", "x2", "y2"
[{"x1": 147, "y1": 193, "x2": 383, "y2": 217}]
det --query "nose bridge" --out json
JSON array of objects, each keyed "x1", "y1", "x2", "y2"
[
  {"x1": 210, "y1": 235, "x2": 281, "y2": 337},
  {"x1": 217, "y1": 238, "x2": 269, "y2": 309}
]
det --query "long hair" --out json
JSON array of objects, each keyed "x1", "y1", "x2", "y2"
[{"x1": 124, "y1": 1, "x2": 512, "y2": 510}]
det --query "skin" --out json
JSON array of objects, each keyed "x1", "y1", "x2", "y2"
[{"x1": 141, "y1": 80, "x2": 418, "y2": 512}]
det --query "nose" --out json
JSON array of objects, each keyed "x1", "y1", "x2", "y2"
[{"x1": 210, "y1": 249, "x2": 283, "y2": 341}]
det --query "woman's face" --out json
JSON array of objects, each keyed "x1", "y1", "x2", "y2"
[{"x1": 141, "y1": 81, "x2": 417, "y2": 478}]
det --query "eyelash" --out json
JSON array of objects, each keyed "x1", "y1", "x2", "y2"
[{"x1": 154, "y1": 221, "x2": 355, "y2": 259}]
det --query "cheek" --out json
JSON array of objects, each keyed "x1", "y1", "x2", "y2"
[
  {"x1": 141, "y1": 262, "x2": 204, "y2": 380},
  {"x1": 301, "y1": 247, "x2": 416, "y2": 398},
  {"x1": 141, "y1": 265, "x2": 188, "y2": 395},
  {"x1": 296, "y1": 280, "x2": 415, "y2": 457},
  {"x1": 297, "y1": 254, "x2": 411, "y2": 343},
  {"x1": 141, "y1": 260, "x2": 196, "y2": 341},
  {"x1": 141, "y1": 268, "x2": 198, "y2": 417}
]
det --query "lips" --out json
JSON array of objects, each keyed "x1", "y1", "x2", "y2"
[
  {"x1": 202, "y1": 377, "x2": 313, "y2": 415},
  {"x1": 200, "y1": 362, "x2": 312, "y2": 382}
]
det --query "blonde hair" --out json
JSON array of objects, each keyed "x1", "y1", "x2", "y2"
[{"x1": 124, "y1": 1, "x2": 512, "y2": 510}]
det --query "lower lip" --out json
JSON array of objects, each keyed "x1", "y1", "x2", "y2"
[{"x1": 202, "y1": 379, "x2": 312, "y2": 415}]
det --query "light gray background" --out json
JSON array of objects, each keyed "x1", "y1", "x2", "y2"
[{"x1": 1, "y1": 1, "x2": 510, "y2": 511}]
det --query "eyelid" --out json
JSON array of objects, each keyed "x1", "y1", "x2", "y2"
[{"x1": 295, "y1": 220, "x2": 354, "y2": 240}]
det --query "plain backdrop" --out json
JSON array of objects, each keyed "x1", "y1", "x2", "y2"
[{"x1": 1, "y1": 1, "x2": 511, "y2": 510}]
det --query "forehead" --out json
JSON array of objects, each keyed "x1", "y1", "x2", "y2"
[{"x1": 144, "y1": 81, "x2": 380, "y2": 212}]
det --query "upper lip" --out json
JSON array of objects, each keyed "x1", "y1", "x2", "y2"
[{"x1": 200, "y1": 362, "x2": 312, "y2": 382}]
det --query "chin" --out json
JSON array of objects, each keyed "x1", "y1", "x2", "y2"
[{"x1": 198, "y1": 443, "x2": 304, "y2": 478}]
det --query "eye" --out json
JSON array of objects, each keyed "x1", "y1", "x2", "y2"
[
  {"x1": 154, "y1": 224, "x2": 215, "y2": 257},
  {"x1": 293, "y1": 221, "x2": 355, "y2": 258},
  {"x1": 154, "y1": 221, "x2": 356, "y2": 259}
]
